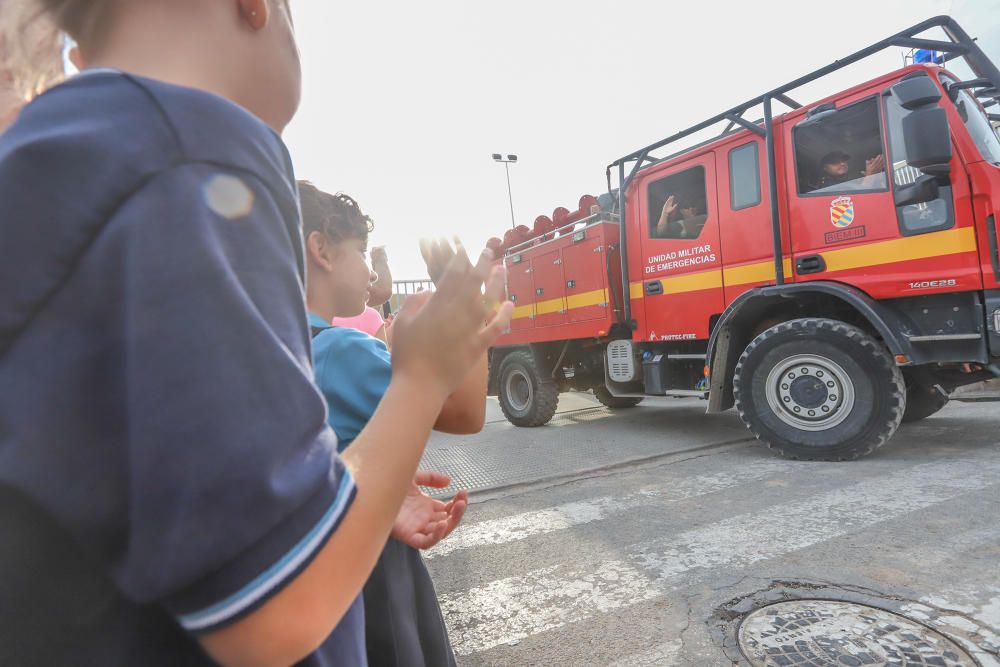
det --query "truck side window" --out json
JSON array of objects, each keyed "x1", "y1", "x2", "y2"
[
  {"x1": 729, "y1": 142, "x2": 761, "y2": 209},
  {"x1": 884, "y1": 91, "x2": 954, "y2": 235},
  {"x1": 794, "y1": 96, "x2": 888, "y2": 195},
  {"x1": 648, "y1": 165, "x2": 708, "y2": 240}
]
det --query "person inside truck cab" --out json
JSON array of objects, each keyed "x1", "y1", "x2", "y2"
[
  {"x1": 655, "y1": 194, "x2": 707, "y2": 239},
  {"x1": 810, "y1": 150, "x2": 886, "y2": 192}
]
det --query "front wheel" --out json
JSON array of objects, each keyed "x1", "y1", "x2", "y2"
[
  {"x1": 593, "y1": 386, "x2": 643, "y2": 409},
  {"x1": 497, "y1": 351, "x2": 559, "y2": 427},
  {"x1": 733, "y1": 318, "x2": 905, "y2": 461}
]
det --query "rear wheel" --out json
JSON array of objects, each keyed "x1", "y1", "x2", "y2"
[
  {"x1": 902, "y1": 381, "x2": 949, "y2": 423},
  {"x1": 498, "y1": 351, "x2": 559, "y2": 427},
  {"x1": 733, "y1": 318, "x2": 905, "y2": 461},
  {"x1": 593, "y1": 386, "x2": 643, "y2": 409}
]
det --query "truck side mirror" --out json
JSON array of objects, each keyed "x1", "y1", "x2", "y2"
[
  {"x1": 797, "y1": 102, "x2": 837, "y2": 129},
  {"x1": 893, "y1": 173, "x2": 940, "y2": 207},
  {"x1": 901, "y1": 106, "x2": 952, "y2": 170},
  {"x1": 889, "y1": 76, "x2": 942, "y2": 110}
]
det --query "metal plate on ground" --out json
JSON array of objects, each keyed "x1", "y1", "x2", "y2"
[
  {"x1": 738, "y1": 600, "x2": 976, "y2": 666},
  {"x1": 420, "y1": 395, "x2": 752, "y2": 498}
]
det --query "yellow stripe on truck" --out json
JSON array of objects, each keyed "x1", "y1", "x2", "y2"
[
  {"x1": 512, "y1": 303, "x2": 535, "y2": 319},
  {"x1": 511, "y1": 227, "x2": 978, "y2": 321},
  {"x1": 628, "y1": 267, "x2": 725, "y2": 300},
  {"x1": 535, "y1": 297, "x2": 567, "y2": 316},
  {"x1": 819, "y1": 226, "x2": 976, "y2": 273},
  {"x1": 566, "y1": 288, "x2": 608, "y2": 310},
  {"x1": 723, "y1": 258, "x2": 794, "y2": 286},
  {"x1": 511, "y1": 288, "x2": 607, "y2": 320}
]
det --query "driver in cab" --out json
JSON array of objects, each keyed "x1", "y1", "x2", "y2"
[{"x1": 811, "y1": 150, "x2": 886, "y2": 192}]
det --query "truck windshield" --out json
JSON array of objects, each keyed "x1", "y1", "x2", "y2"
[{"x1": 941, "y1": 74, "x2": 1000, "y2": 166}]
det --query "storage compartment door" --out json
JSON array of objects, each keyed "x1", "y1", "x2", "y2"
[
  {"x1": 531, "y1": 249, "x2": 568, "y2": 328},
  {"x1": 505, "y1": 256, "x2": 535, "y2": 331},
  {"x1": 562, "y1": 232, "x2": 610, "y2": 323}
]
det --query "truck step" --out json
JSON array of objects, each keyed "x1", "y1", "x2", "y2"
[
  {"x1": 906, "y1": 333, "x2": 982, "y2": 342},
  {"x1": 662, "y1": 389, "x2": 709, "y2": 398}
]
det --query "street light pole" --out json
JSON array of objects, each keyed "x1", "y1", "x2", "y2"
[{"x1": 492, "y1": 153, "x2": 518, "y2": 229}]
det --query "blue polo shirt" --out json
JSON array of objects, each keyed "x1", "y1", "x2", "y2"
[
  {"x1": 308, "y1": 313, "x2": 394, "y2": 666},
  {"x1": 0, "y1": 72, "x2": 357, "y2": 665},
  {"x1": 309, "y1": 314, "x2": 393, "y2": 452}
]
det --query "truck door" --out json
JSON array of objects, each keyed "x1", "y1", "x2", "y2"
[
  {"x1": 561, "y1": 233, "x2": 610, "y2": 323},
  {"x1": 530, "y1": 248, "x2": 567, "y2": 328},
  {"x1": 505, "y1": 255, "x2": 535, "y2": 331},
  {"x1": 785, "y1": 86, "x2": 980, "y2": 299},
  {"x1": 716, "y1": 137, "x2": 783, "y2": 305},
  {"x1": 636, "y1": 155, "x2": 724, "y2": 342},
  {"x1": 938, "y1": 72, "x2": 1000, "y2": 294}
]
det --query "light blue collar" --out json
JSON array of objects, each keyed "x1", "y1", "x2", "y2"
[{"x1": 307, "y1": 312, "x2": 331, "y2": 330}]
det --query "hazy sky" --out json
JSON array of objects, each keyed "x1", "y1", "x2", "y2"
[{"x1": 285, "y1": 0, "x2": 999, "y2": 279}]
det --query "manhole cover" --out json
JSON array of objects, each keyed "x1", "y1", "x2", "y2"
[{"x1": 738, "y1": 600, "x2": 977, "y2": 666}]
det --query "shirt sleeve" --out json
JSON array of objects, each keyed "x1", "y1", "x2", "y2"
[
  {"x1": 108, "y1": 163, "x2": 355, "y2": 633},
  {"x1": 312, "y1": 329, "x2": 393, "y2": 448}
]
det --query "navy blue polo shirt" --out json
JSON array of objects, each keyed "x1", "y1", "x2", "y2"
[{"x1": 0, "y1": 72, "x2": 359, "y2": 665}]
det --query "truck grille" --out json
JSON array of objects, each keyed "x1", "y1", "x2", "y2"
[{"x1": 607, "y1": 340, "x2": 636, "y2": 383}]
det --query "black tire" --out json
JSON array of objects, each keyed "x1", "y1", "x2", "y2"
[
  {"x1": 733, "y1": 318, "x2": 905, "y2": 461},
  {"x1": 902, "y1": 381, "x2": 949, "y2": 423},
  {"x1": 593, "y1": 386, "x2": 643, "y2": 409},
  {"x1": 497, "y1": 351, "x2": 559, "y2": 427}
]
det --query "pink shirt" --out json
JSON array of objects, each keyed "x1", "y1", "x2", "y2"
[{"x1": 331, "y1": 306, "x2": 385, "y2": 337}]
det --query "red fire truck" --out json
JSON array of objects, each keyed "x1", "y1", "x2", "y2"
[{"x1": 487, "y1": 16, "x2": 1000, "y2": 460}]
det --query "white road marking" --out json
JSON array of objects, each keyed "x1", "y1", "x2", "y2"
[
  {"x1": 427, "y1": 461, "x2": 793, "y2": 559},
  {"x1": 904, "y1": 582, "x2": 1000, "y2": 667},
  {"x1": 441, "y1": 458, "x2": 1000, "y2": 656}
]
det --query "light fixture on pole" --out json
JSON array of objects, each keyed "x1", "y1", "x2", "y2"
[{"x1": 492, "y1": 153, "x2": 518, "y2": 229}]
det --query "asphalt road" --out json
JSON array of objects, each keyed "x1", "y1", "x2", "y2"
[{"x1": 420, "y1": 396, "x2": 1000, "y2": 666}]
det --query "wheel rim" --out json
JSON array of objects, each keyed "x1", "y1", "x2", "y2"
[
  {"x1": 764, "y1": 354, "x2": 856, "y2": 432},
  {"x1": 505, "y1": 369, "x2": 533, "y2": 412}
]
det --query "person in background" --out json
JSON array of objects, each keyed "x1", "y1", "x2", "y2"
[
  {"x1": 0, "y1": 1, "x2": 511, "y2": 666},
  {"x1": 655, "y1": 193, "x2": 707, "y2": 239},
  {"x1": 299, "y1": 181, "x2": 479, "y2": 667},
  {"x1": 383, "y1": 310, "x2": 397, "y2": 345},
  {"x1": 0, "y1": 0, "x2": 65, "y2": 132},
  {"x1": 332, "y1": 303, "x2": 388, "y2": 341},
  {"x1": 368, "y1": 245, "x2": 393, "y2": 307}
]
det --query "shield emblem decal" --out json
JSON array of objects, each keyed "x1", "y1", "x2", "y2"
[{"x1": 830, "y1": 196, "x2": 855, "y2": 228}]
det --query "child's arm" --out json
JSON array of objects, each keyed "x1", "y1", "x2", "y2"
[
  {"x1": 420, "y1": 240, "x2": 492, "y2": 435},
  {"x1": 434, "y1": 350, "x2": 488, "y2": 434},
  {"x1": 201, "y1": 247, "x2": 512, "y2": 667}
]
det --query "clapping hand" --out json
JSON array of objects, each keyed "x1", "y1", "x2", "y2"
[
  {"x1": 370, "y1": 245, "x2": 388, "y2": 267},
  {"x1": 392, "y1": 239, "x2": 512, "y2": 402},
  {"x1": 865, "y1": 154, "x2": 885, "y2": 176},
  {"x1": 391, "y1": 471, "x2": 469, "y2": 550},
  {"x1": 419, "y1": 238, "x2": 458, "y2": 286}
]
